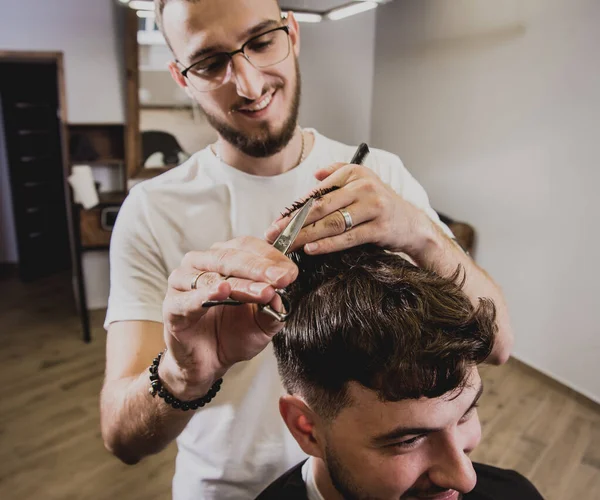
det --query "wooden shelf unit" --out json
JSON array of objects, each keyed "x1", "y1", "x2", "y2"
[
  {"x1": 69, "y1": 123, "x2": 126, "y2": 164},
  {"x1": 67, "y1": 123, "x2": 127, "y2": 251},
  {"x1": 98, "y1": 191, "x2": 127, "y2": 205},
  {"x1": 81, "y1": 159, "x2": 125, "y2": 167}
]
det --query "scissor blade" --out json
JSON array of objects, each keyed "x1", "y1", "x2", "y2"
[{"x1": 272, "y1": 198, "x2": 314, "y2": 255}]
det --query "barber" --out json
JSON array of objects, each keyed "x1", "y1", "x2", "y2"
[{"x1": 100, "y1": 1, "x2": 513, "y2": 499}]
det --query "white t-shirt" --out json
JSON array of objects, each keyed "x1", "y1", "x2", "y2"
[
  {"x1": 105, "y1": 129, "x2": 452, "y2": 500},
  {"x1": 302, "y1": 458, "x2": 326, "y2": 500}
]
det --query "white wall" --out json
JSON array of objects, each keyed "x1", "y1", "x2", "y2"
[
  {"x1": 372, "y1": 0, "x2": 600, "y2": 402},
  {"x1": 298, "y1": 12, "x2": 376, "y2": 145},
  {"x1": 0, "y1": 0, "x2": 125, "y2": 123},
  {"x1": 82, "y1": 252, "x2": 112, "y2": 310}
]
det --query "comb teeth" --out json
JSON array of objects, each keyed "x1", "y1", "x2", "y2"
[{"x1": 280, "y1": 186, "x2": 340, "y2": 219}]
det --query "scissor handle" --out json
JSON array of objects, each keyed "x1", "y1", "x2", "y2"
[{"x1": 259, "y1": 291, "x2": 291, "y2": 323}]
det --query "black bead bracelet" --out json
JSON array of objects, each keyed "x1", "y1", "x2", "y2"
[{"x1": 148, "y1": 350, "x2": 223, "y2": 411}]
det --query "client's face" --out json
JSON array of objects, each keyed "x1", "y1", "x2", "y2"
[{"x1": 320, "y1": 369, "x2": 483, "y2": 500}]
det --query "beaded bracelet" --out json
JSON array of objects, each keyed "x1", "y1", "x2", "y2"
[{"x1": 148, "y1": 350, "x2": 223, "y2": 411}]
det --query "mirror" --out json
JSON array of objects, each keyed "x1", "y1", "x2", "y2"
[{"x1": 124, "y1": 8, "x2": 217, "y2": 182}]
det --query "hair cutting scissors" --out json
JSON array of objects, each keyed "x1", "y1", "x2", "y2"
[{"x1": 202, "y1": 197, "x2": 314, "y2": 322}]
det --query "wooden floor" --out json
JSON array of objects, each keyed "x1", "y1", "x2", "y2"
[{"x1": 0, "y1": 272, "x2": 599, "y2": 500}]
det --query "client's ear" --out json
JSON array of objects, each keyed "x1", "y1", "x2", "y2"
[{"x1": 279, "y1": 395, "x2": 325, "y2": 459}]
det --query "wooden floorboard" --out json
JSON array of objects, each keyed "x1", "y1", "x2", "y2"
[{"x1": 0, "y1": 272, "x2": 598, "y2": 499}]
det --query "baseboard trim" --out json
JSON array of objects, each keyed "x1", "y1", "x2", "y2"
[{"x1": 509, "y1": 355, "x2": 600, "y2": 410}]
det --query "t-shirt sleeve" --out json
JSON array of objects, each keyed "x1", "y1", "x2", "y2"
[
  {"x1": 369, "y1": 151, "x2": 455, "y2": 240},
  {"x1": 104, "y1": 186, "x2": 168, "y2": 330}
]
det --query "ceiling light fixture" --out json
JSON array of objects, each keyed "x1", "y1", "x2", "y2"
[
  {"x1": 126, "y1": 1, "x2": 380, "y2": 24},
  {"x1": 136, "y1": 10, "x2": 156, "y2": 18},
  {"x1": 327, "y1": 1, "x2": 378, "y2": 21},
  {"x1": 292, "y1": 12, "x2": 323, "y2": 23},
  {"x1": 129, "y1": 1, "x2": 154, "y2": 11}
]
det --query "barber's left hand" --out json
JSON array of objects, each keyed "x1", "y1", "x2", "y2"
[{"x1": 264, "y1": 162, "x2": 430, "y2": 255}]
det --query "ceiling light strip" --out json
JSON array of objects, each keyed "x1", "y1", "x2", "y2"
[
  {"x1": 126, "y1": 1, "x2": 379, "y2": 23},
  {"x1": 327, "y1": 2, "x2": 378, "y2": 21},
  {"x1": 136, "y1": 10, "x2": 155, "y2": 18},
  {"x1": 292, "y1": 12, "x2": 324, "y2": 23},
  {"x1": 129, "y1": 1, "x2": 154, "y2": 11}
]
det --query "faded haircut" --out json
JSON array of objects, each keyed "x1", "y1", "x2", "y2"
[{"x1": 273, "y1": 244, "x2": 497, "y2": 420}]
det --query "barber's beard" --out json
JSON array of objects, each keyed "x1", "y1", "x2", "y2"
[{"x1": 201, "y1": 58, "x2": 301, "y2": 158}]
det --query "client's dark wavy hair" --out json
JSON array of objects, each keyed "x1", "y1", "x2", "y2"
[{"x1": 273, "y1": 244, "x2": 497, "y2": 420}]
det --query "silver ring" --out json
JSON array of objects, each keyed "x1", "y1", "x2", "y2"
[
  {"x1": 338, "y1": 209, "x2": 353, "y2": 232},
  {"x1": 191, "y1": 271, "x2": 208, "y2": 290}
]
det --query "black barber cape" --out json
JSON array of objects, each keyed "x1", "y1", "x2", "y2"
[{"x1": 256, "y1": 461, "x2": 544, "y2": 500}]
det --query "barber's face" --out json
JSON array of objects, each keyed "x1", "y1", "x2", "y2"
[
  {"x1": 320, "y1": 370, "x2": 483, "y2": 500},
  {"x1": 164, "y1": 0, "x2": 301, "y2": 157}
]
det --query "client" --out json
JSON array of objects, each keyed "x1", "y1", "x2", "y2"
[{"x1": 258, "y1": 245, "x2": 542, "y2": 500}]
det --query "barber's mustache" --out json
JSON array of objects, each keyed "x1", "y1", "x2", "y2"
[{"x1": 230, "y1": 83, "x2": 284, "y2": 113}]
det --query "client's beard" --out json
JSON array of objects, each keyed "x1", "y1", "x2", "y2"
[
  {"x1": 325, "y1": 445, "x2": 373, "y2": 500},
  {"x1": 201, "y1": 58, "x2": 302, "y2": 158},
  {"x1": 325, "y1": 444, "x2": 464, "y2": 500}
]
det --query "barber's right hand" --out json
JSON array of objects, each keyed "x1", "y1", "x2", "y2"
[{"x1": 159, "y1": 236, "x2": 298, "y2": 400}]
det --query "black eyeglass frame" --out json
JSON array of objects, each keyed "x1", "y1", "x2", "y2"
[{"x1": 178, "y1": 25, "x2": 291, "y2": 80}]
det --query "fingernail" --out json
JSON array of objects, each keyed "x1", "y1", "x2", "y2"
[
  {"x1": 264, "y1": 227, "x2": 277, "y2": 240},
  {"x1": 266, "y1": 266, "x2": 287, "y2": 282},
  {"x1": 305, "y1": 243, "x2": 318, "y2": 253},
  {"x1": 250, "y1": 282, "x2": 269, "y2": 294}
]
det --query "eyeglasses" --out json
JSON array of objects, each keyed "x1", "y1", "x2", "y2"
[{"x1": 179, "y1": 25, "x2": 291, "y2": 92}]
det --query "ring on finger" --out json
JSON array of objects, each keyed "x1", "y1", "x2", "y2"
[
  {"x1": 191, "y1": 271, "x2": 209, "y2": 290},
  {"x1": 337, "y1": 208, "x2": 354, "y2": 232}
]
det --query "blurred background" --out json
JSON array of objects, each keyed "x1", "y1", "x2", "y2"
[{"x1": 0, "y1": 1, "x2": 598, "y2": 499}]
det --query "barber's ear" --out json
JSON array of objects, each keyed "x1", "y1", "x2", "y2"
[
  {"x1": 284, "y1": 11, "x2": 301, "y2": 56},
  {"x1": 279, "y1": 395, "x2": 324, "y2": 459},
  {"x1": 169, "y1": 61, "x2": 188, "y2": 91}
]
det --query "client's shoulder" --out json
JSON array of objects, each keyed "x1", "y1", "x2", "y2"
[{"x1": 255, "y1": 461, "x2": 308, "y2": 500}]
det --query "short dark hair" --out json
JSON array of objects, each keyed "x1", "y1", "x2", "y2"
[{"x1": 273, "y1": 245, "x2": 496, "y2": 420}]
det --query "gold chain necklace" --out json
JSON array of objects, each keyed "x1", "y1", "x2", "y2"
[{"x1": 213, "y1": 127, "x2": 306, "y2": 170}]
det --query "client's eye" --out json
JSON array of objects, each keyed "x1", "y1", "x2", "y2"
[{"x1": 395, "y1": 435, "x2": 426, "y2": 449}]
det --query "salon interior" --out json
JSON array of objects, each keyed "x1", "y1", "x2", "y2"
[{"x1": 0, "y1": 0, "x2": 599, "y2": 499}]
